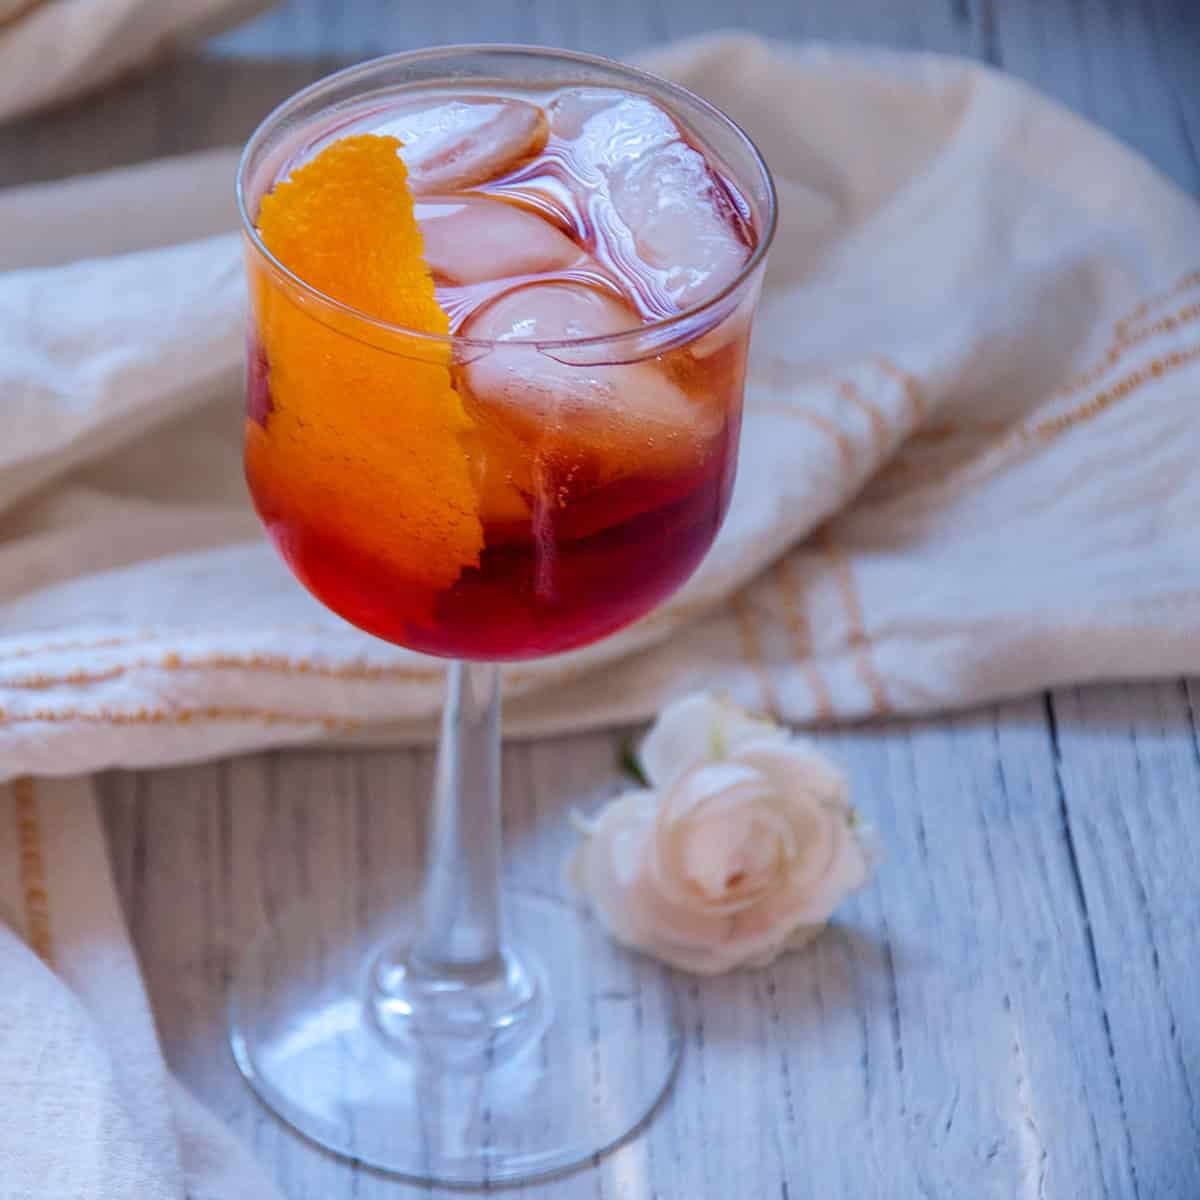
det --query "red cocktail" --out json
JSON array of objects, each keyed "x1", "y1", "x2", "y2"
[
  {"x1": 244, "y1": 78, "x2": 760, "y2": 658},
  {"x1": 231, "y1": 46, "x2": 775, "y2": 1187}
]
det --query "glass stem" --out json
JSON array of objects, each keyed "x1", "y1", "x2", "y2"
[
  {"x1": 412, "y1": 660, "x2": 503, "y2": 971},
  {"x1": 370, "y1": 661, "x2": 545, "y2": 1058}
]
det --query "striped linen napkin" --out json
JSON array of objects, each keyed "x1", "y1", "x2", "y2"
[{"x1": 1, "y1": 36, "x2": 1198, "y2": 780}]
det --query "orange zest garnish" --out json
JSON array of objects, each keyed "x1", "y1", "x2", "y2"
[
  {"x1": 245, "y1": 134, "x2": 483, "y2": 598},
  {"x1": 256, "y1": 135, "x2": 451, "y2": 335}
]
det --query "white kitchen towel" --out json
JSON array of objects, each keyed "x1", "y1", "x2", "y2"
[
  {"x1": 2, "y1": 34, "x2": 1199, "y2": 782},
  {"x1": 6, "y1": 30, "x2": 1200, "y2": 1200},
  {"x1": 0, "y1": 0, "x2": 275, "y2": 124},
  {"x1": 0, "y1": 774, "x2": 284, "y2": 1200}
]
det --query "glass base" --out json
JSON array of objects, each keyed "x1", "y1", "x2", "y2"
[{"x1": 229, "y1": 889, "x2": 682, "y2": 1187}]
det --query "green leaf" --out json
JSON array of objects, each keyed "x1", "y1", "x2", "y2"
[
  {"x1": 618, "y1": 739, "x2": 649, "y2": 787},
  {"x1": 708, "y1": 719, "x2": 727, "y2": 760}
]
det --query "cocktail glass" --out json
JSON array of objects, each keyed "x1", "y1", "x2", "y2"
[{"x1": 229, "y1": 44, "x2": 775, "y2": 1187}]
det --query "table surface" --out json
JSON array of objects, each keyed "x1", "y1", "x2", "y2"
[{"x1": 9, "y1": 2, "x2": 1200, "y2": 1197}]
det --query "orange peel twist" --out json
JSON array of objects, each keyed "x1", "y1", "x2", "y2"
[{"x1": 245, "y1": 134, "x2": 483, "y2": 594}]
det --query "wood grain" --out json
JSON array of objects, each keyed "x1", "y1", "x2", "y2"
[
  {"x1": 7, "y1": 0, "x2": 1197, "y2": 1196},
  {"x1": 97, "y1": 687, "x2": 1200, "y2": 1199}
]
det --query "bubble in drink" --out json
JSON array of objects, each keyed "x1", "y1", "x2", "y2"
[{"x1": 247, "y1": 81, "x2": 761, "y2": 659}]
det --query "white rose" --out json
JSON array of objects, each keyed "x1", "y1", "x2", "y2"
[{"x1": 567, "y1": 693, "x2": 876, "y2": 975}]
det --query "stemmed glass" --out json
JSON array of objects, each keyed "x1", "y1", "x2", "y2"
[{"x1": 229, "y1": 44, "x2": 775, "y2": 1187}]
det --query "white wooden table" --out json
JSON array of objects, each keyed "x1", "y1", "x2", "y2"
[{"x1": 10, "y1": 2, "x2": 1200, "y2": 1197}]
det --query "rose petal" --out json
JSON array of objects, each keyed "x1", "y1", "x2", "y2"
[
  {"x1": 729, "y1": 742, "x2": 850, "y2": 894},
  {"x1": 569, "y1": 808, "x2": 741, "y2": 971},
  {"x1": 743, "y1": 817, "x2": 869, "y2": 935},
  {"x1": 678, "y1": 805, "x2": 781, "y2": 902},
  {"x1": 638, "y1": 694, "x2": 726, "y2": 790},
  {"x1": 568, "y1": 701, "x2": 878, "y2": 977},
  {"x1": 732, "y1": 739, "x2": 850, "y2": 810},
  {"x1": 652, "y1": 763, "x2": 772, "y2": 911},
  {"x1": 565, "y1": 792, "x2": 657, "y2": 945},
  {"x1": 740, "y1": 922, "x2": 826, "y2": 970},
  {"x1": 639, "y1": 693, "x2": 787, "y2": 790},
  {"x1": 571, "y1": 800, "x2": 868, "y2": 975},
  {"x1": 658, "y1": 761, "x2": 764, "y2": 824},
  {"x1": 824, "y1": 819, "x2": 873, "y2": 898}
]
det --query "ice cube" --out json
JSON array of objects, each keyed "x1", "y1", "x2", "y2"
[
  {"x1": 467, "y1": 277, "x2": 632, "y2": 342},
  {"x1": 377, "y1": 97, "x2": 548, "y2": 192},
  {"x1": 610, "y1": 138, "x2": 751, "y2": 307},
  {"x1": 414, "y1": 195, "x2": 583, "y2": 284},
  {"x1": 544, "y1": 88, "x2": 626, "y2": 140},
  {"x1": 461, "y1": 282, "x2": 721, "y2": 480},
  {"x1": 549, "y1": 90, "x2": 750, "y2": 313}
]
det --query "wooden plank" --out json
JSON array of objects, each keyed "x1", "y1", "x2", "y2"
[
  {"x1": 6, "y1": 0, "x2": 1193, "y2": 195},
  {"x1": 987, "y1": 0, "x2": 1199, "y2": 192},
  {"x1": 212, "y1": 0, "x2": 661, "y2": 59},
  {"x1": 770, "y1": 703, "x2": 1141, "y2": 1199},
  {"x1": 99, "y1": 687, "x2": 1200, "y2": 1198},
  {"x1": 1145, "y1": 0, "x2": 1200, "y2": 187},
  {"x1": 0, "y1": 56, "x2": 326, "y2": 188},
  {"x1": 650, "y1": 0, "x2": 980, "y2": 53},
  {"x1": 1047, "y1": 682, "x2": 1200, "y2": 1198}
]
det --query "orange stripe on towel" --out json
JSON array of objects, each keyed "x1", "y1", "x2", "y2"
[{"x1": 13, "y1": 778, "x2": 52, "y2": 963}]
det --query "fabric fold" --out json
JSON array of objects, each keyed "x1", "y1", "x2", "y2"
[
  {"x1": 2, "y1": 37, "x2": 1199, "y2": 779},
  {"x1": 0, "y1": 1, "x2": 274, "y2": 124},
  {"x1": 0, "y1": 775, "x2": 283, "y2": 1199}
]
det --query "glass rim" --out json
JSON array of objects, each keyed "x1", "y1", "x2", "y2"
[{"x1": 235, "y1": 42, "x2": 778, "y2": 352}]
